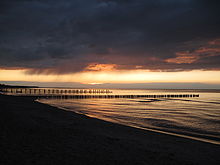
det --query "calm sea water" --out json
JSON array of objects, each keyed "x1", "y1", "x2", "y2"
[{"x1": 39, "y1": 89, "x2": 220, "y2": 144}]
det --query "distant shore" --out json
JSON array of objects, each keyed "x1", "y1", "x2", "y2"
[{"x1": 0, "y1": 94, "x2": 220, "y2": 165}]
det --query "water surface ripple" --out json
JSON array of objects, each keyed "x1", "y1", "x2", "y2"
[{"x1": 39, "y1": 89, "x2": 220, "y2": 144}]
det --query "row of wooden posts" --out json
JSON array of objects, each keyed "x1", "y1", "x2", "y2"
[
  {"x1": 35, "y1": 94, "x2": 199, "y2": 99},
  {"x1": 0, "y1": 88, "x2": 112, "y2": 94},
  {"x1": 0, "y1": 88, "x2": 199, "y2": 99}
]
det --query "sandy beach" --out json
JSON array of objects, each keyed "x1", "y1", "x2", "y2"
[{"x1": 0, "y1": 94, "x2": 220, "y2": 165}]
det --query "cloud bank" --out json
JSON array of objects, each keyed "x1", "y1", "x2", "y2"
[{"x1": 0, "y1": 0, "x2": 220, "y2": 74}]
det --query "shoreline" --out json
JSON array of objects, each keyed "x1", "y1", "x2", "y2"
[
  {"x1": 1, "y1": 94, "x2": 220, "y2": 164},
  {"x1": 38, "y1": 99, "x2": 220, "y2": 146}
]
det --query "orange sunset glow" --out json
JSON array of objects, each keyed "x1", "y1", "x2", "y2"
[{"x1": 1, "y1": 69, "x2": 220, "y2": 84}]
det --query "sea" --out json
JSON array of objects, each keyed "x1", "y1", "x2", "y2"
[{"x1": 38, "y1": 89, "x2": 220, "y2": 145}]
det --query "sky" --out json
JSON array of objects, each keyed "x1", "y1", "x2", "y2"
[{"x1": 0, "y1": 0, "x2": 220, "y2": 88}]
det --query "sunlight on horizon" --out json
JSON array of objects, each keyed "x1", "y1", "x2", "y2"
[{"x1": 1, "y1": 69, "x2": 220, "y2": 84}]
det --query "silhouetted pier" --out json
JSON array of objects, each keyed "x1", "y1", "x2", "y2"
[
  {"x1": 34, "y1": 94, "x2": 199, "y2": 99},
  {"x1": 0, "y1": 88, "x2": 112, "y2": 94}
]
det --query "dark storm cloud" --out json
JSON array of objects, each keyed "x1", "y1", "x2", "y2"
[{"x1": 0, "y1": 0, "x2": 220, "y2": 74}]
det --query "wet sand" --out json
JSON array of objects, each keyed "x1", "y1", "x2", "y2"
[{"x1": 0, "y1": 94, "x2": 220, "y2": 165}]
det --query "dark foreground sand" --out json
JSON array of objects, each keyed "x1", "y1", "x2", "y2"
[{"x1": 0, "y1": 94, "x2": 220, "y2": 165}]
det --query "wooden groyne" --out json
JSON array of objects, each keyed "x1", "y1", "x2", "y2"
[
  {"x1": 0, "y1": 88, "x2": 199, "y2": 99},
  {"x1": 34, "y1": 94, "x2": 199, "y2": 99},
  {"x1": 0, "y1": 88, "x2": 112, "y2": 94}
]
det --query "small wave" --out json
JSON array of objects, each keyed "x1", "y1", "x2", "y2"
[
  {"x1": 167, "y1": 98, "x2": 220, "y2": 105},
  {"x1": 137, "y1": 99, "x2": 165, "y2": 103}
]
